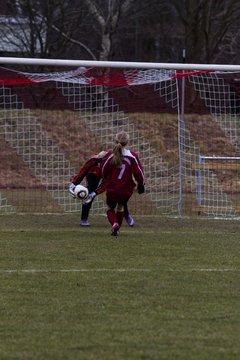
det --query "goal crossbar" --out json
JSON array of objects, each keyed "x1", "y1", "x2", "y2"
[{"x1": 1, "y1": 57, "x2": 240, "y2": 71}]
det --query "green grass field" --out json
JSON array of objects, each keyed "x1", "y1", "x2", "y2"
[{"x1": 0, "y1": 214, "x2": 239, "y2": 360}]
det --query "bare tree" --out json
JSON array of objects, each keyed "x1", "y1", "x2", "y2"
[
  {"x1": 2, "y1": 0, "x2": 240, "y2": 64},
  {"x1": 169, "y1": 0, "x2": 240, "y2": 63},
  {"x1": 0, "y1": 0, "x2": 96, "y2": 60},
  {"x1": 81, "y1": 0, "x2": 135, "y2": 60}
]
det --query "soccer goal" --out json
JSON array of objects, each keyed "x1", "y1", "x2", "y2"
[{"x1": 1, "y1": 57, "x2": 240, "y2": 218}]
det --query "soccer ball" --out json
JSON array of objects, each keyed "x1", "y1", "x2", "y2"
[{"x1": 74, "y1": 184, "x2": 89, "y2": 200}]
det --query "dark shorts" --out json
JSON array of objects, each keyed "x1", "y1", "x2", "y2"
[{"x1": 106, "y1": 196, "x2": 130, "y2": 210}]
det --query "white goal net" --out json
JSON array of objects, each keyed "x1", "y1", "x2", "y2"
[{"x1": 1, "y1": 58, "x2": 240, "y2": 218}]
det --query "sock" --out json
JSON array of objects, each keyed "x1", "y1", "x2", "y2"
[
  {"x1": 124, "y1": 205, "x2": 129, "y2": 217},
  {"x1": 81, "y1": 202, "x2": 91, "y2": 220},
  {"x1": 107, "y1": 209, "x2": 117, "y2": 226},
  {"x1": 117, "y1": 211, "x2": 124, "y2": 227}
]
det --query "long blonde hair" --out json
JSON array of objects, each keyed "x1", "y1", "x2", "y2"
[{"x1": 111, "y1": 131, "x2": 129, "y2": 167}]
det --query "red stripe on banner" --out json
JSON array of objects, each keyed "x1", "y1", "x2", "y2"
[
  {"x1": 0, "y1": 78, "x2": 34, "y2": 85},
  {"x1": 89, "y1": 70, "x2": 129, "y2": 86},
  {"x1": 0, "y1": 67, "x2": 34, "y2": 85},
  {"x1": 174, "y1": 70, "x2": 214, "y2": 79}
]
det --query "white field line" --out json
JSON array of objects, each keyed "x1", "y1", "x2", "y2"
[
  {"x1": 0, "y1": 228, "x2": 169, "y2": 233},
  {"x1": 170, "y1": 268, "x2": 240, "y2": 272},
  {"x1": 0, "y1": 229, "x2": 229, "y2": 235},
  {"x1": 0, "y1": 268, "x2": 151, "y2": 273},
  {"x1": 0, "y1": 268, "x2": 239, "y2": 273}
]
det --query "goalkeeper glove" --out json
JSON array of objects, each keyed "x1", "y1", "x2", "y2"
[
  {"x1": 69, "y1": 182, "x2": 76, "y2": 198},
  {"x1": 137, "y1": 184, "x2": 145, "y2": 194},
  {"x1": 83, "y1": 191, "x2": 96, "y2": 204}
]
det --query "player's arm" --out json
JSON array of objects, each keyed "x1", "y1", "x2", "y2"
[
  {"x1": 83, "y1": 155, "x2": 111, "y2": 203},
  {"x1": 95, "y1": 178, "x2": 107, "y2": 195},
  {"x1": 96, "y1": 153, "x2": 114, "y2": 194},
  {"x1": 83, "y1": 175, "x2": 108, "y2": 203},
  {"x1": 71, "y1": 159, "x2": 96, "y2": 185},
  {"x1": 69, "y1": 158, "x2": 96, "y2": 198},
  {"x1": 132, "y1": 155, "x2": 145, "y2": 194}
]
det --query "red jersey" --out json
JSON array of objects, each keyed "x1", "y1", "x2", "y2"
[
  {"x1": 96, "y1": 148, "x2": 144, "y2": 202},
  {"x1": 71, "y1": 155, "x2": 102, "y2": 185}
]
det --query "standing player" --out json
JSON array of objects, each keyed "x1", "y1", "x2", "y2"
[
  {"x1": 85, "y1": 131, "x2": 145, "y2": 236},
  {"x1": 69, "y1": 151, "x2": 135, "y2": 227}
]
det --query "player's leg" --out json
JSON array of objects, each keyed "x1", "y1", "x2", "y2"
[
  {"x1": 80, "y1": 174, "x2": 99, "y2": 226},
  {"x1": 106, "y1": 197, "x2": 119, "y2": 236},
  {"x1": 123, "y1": 203, "x2": 135, "y2": 226},
  {"x1": 116, "y1": 203, "x2": 125, "y2": 228},
  {"x1": 80, "y1": 202, "x2": 92, "y2": 226},
  {"x1": 112, "y1": 198, "x2": 131, "y2": 235},
  {"x1": 106, "y1": 198, "x2": 117, "y2": 225}
]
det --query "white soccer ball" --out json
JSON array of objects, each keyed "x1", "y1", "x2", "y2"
[{"x1": 74, "y1": 184, "x2": 89, "y2": 200}]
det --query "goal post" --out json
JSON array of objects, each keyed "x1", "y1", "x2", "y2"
[
  {"x1": 1, "y1": 57, "x2": 240, "y2": 218},
  {"x1": 193, "y1": 155, "x2": 240, "y2": 215}
]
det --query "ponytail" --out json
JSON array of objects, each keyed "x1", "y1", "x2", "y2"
[
  {"x1": 111, "y1": 143, "x2": 123, "y2": 167},
  {"x1": 111, "y1": 131, "x2": 129, "y2": 167}
]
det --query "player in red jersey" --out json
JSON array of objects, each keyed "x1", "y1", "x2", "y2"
[
  {"x1": 69, "y1": 150, "x2": 135, "y2": 227},
  {"x1": 85, "y1": 131, "x2": 145, "y2": 236}
]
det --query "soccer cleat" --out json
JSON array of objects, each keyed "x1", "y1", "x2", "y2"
[
  {"x1": 80, "y1": 219, "x2": 90, "y2": 227},
  {"x1": 125, "y1": 214, "x2": 135, "y2": 227},
  {"x1": 111, "y1": 222, "x2": 120, "y2": 236}
]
